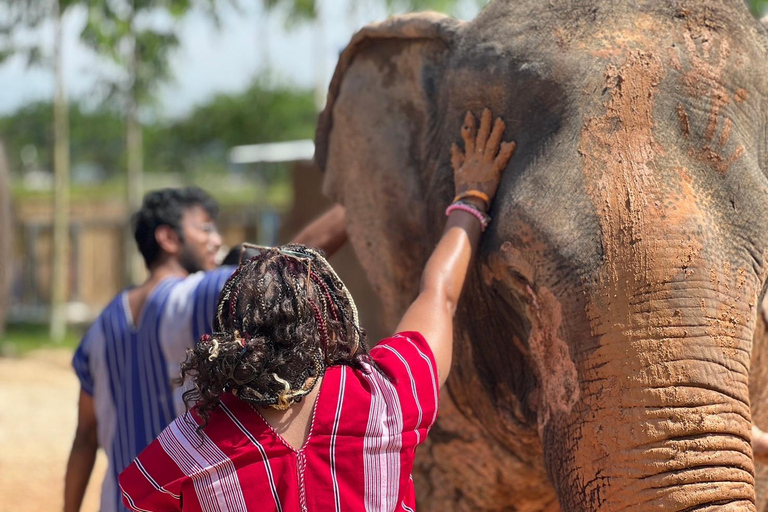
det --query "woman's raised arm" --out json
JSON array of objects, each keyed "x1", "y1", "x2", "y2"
[{"x1": 395, "y1": 108, "x2": 515, "y2": 387}]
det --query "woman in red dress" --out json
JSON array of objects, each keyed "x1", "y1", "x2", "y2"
[{"x1": 119, "y1": 108, "x2": 515, "y2": 512}]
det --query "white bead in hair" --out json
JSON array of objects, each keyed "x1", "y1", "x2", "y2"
[{"x1": 208, "y1": 339, "x2": 221, "y2": 361}]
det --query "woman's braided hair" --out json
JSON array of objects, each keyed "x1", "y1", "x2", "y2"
[{"x1": 180, "y1": 244, "x2": 369, "y2": 427}]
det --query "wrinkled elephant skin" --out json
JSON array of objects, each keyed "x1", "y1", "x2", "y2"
[{"x1": 316, "y1": 1, "x2": 768, "y2": 510}]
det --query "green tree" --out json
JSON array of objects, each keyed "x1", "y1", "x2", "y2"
[
  {"x1": 271, "y1": 0, "x2": 768, "y2": 20},
  {"x1": 139, "y1": 79, "x2": 316, "y2": 199},
  {"x1": 51, "y1": 0, "x2": 73, "y2": 341},
  {"x1": 0, "y1": 0, "x2": 80, "y2": 341},
  {"x1": 263, "y1": 0, "x2": 479, "y2": 22},
  {"x1": 0, "y1": 101, "x2": 125, "y2": 178},
  {"x1": 157, "y1": 79, "x2": 316, "y2": 162},
  {"x1": 750, "y1": 0, "x2": 768, "y2": 16},
  {"x1": 80, "y1": 0, "x2": 235, "y2": 283},
  {"x1": 0, "y1": 79, "x2": 315, "y2": 181}
]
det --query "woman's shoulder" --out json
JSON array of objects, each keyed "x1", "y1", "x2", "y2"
[
  {"x1": 321, "y1": 331, "x2": 436, "y2": 393},
  {"x1": 315, "y1": 333, "x2": 439, "y2": 439},
  {"x1": 370, "y1": 332, "x2": 436, "y2": 379},
  {"x1": 169, "y1": 395, "x2": 296, "y2": 458},
  {"x1": 162, "y1": 395, "x2": 252, "y2": 444}
]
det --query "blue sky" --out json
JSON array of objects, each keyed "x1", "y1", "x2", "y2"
[{"x1": 0, "y1": 1, "x2": 481, "y2": 119}]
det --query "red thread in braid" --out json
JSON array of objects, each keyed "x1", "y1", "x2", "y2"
[
  {"x1": 224, "y1": 264, "x2": 244, "y2": 289},
  {"x1": 227, "y1": 266, "x2": 248, "y2": 320},
  {"x1": 310, "y1": 273, "x2": 338, "y2": 320},
  {"x1": 307, "y1": 298, "x2": 328, "y2": 351}
]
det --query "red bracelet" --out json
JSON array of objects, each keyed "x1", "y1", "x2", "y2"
[{"x1": 445, "y1": 202, "x2": 491, "y2": 231}]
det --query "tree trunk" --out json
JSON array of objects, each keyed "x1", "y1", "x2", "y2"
[
  {"x1": 0, "y1": 140, "x2": 11, "y2": 336},
  {"x1": 50, "y1": 0, "x2": 70, "y2": 342},
  {"x1": 313, "y1": 3, "x2": 326, "y2": 109},
  {"x1": 125, "y1": 30, "x2": 143, "y2": 285}
]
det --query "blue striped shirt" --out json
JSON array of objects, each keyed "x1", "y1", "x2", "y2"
[{"x1": 72, "y1": 267, "x2": 234, "y2": 512}]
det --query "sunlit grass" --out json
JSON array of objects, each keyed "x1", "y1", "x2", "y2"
[
  {"x1": 0, "y1": 323, "x2": 83, "y2": 357},
  {"x1": 12, "y1": 169, "x2": 294, "y2": 210},
  {"x1": 751, "y1": 0, "x2": 768, "y2": 16}
]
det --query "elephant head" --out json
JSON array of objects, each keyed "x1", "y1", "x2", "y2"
[{"x1": 316, "y1": 1, "x2": 768, "y2": 510}]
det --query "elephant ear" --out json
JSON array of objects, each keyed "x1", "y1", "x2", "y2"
[
  {"x1": 316, "y1": 12, "x2": 461, "y2": 175},
  {"x1": 315, "y1": 13, "x2": 463, "y2": 328}
]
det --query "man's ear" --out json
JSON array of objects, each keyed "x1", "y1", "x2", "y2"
[{"x1": 155, "y1": 225, "x2": 181, "y2": 256}]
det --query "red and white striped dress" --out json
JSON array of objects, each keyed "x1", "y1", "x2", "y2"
[{"x1": 119, "y1": 331, "x2": 438, "y2": 512}]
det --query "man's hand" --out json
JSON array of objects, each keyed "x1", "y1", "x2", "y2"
[
  {"x1": 64, "y1": 389, "x2": 98, "y2": 512},
  {"x1": 754, "y1": 425, "x2": 768, "y2": 465},
  {"x1": 450, "y1": 108, "x2": 516, "y2": 210},
  {"x1": 290, "y1": 204, "x2": 347, "y2": 258}
]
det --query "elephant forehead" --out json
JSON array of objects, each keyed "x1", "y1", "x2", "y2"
[
  {"x1": 443, "y1": 7, "x2": 768, "y2": 293},
  {"x1": 472, "y1": 50, "x2": 727, "y2": 296}
]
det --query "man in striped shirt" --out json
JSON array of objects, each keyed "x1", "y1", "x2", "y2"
[
  {"x1": 64, "y1": 187, "x2": 348, "y2": 512},
  {"x1": 65, "y1": 187, "x2": 234, "y2": 512}
]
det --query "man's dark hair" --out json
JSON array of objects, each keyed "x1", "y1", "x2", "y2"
[{"x1": 133, "y1": 187, "x2": 219, "y2": 268}]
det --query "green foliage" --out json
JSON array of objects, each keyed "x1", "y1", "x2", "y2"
[
  {"x1": 0, "y1": 0, "x2": 53, "y2": 36},
  {"x1": 266, "y1": 0, "x2": 768, "y2": 22},
  {"x1": 158, "y1": 80, "x2": 316, "y2": 155},
  {"x1": 79, "y1": 1, "x2": 235, "y2": 107},
  {"x1": 391, "y1": 0, "x2": 463, "y2": 12},
  {"x1": 263, "y1": 0, "x2": 315, "y2": 23},
  {"x1": 83, "y1": 1, "x2": 181, "y2": 105},
  {"x1": 0, "y1": 323, "x2": 82, "y2": 356},
  {"x1": 0, "y1": 102, "x2": 52, "y2": 171},
  {"x1": 148, "y1": 79, "x2": 316, "y2": 175},
  {"x1": 1, "y1": 78, "x2": 316, "y2": 193},
  {"x1": 263, "y1": 0, "x2": 485, "y2": 23},
  {"x1": 749, "y1": 0, "x2": 768, "y2": 16},
  {"x1": 0, "y1": 101, "x2": 124, "y2": 177},
  {"x1": 0, "y1": 0, "x2": 81, "y2": 68}
]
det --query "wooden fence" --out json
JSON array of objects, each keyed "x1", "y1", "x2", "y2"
[{"x1": 10, "y1": 197, "x2": 260, "y2": 324}]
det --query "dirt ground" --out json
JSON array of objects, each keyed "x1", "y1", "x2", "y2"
[{"x1": 0, "y1": 349, "x2": 107, "y2": 512}]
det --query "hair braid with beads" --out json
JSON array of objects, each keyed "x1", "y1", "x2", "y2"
[{"x1": 181, "y1": 244, "x2": 370, "y2": 428}]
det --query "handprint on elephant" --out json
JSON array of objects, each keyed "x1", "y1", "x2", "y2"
[{"x1": 672, "y1": 26, "x2": 748, "y2": 174}]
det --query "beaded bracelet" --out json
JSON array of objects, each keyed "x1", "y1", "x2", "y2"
[{"x1": 445, "y1": 201, "x2": 491, "y2": 231}]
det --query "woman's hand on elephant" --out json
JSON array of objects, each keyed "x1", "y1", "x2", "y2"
[
  {"x1": 396, "y1": 109, "x2": 515, "y2": 386},
  {"x1": 451, "y1": 108, "x2": 516, "y2": 209}
]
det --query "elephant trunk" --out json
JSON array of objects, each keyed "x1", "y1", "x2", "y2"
[{"x1": 545, "y1": 273, "x2": 759, "y2": 511}]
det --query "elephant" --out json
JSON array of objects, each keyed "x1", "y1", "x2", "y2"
[{"x1": 315, "y1": 0, "x2": 768, "y2": 510}]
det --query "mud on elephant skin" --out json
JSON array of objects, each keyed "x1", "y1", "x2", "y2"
[{"x1": 317, "y1": 1, "x2": 768, "y2": 510}]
